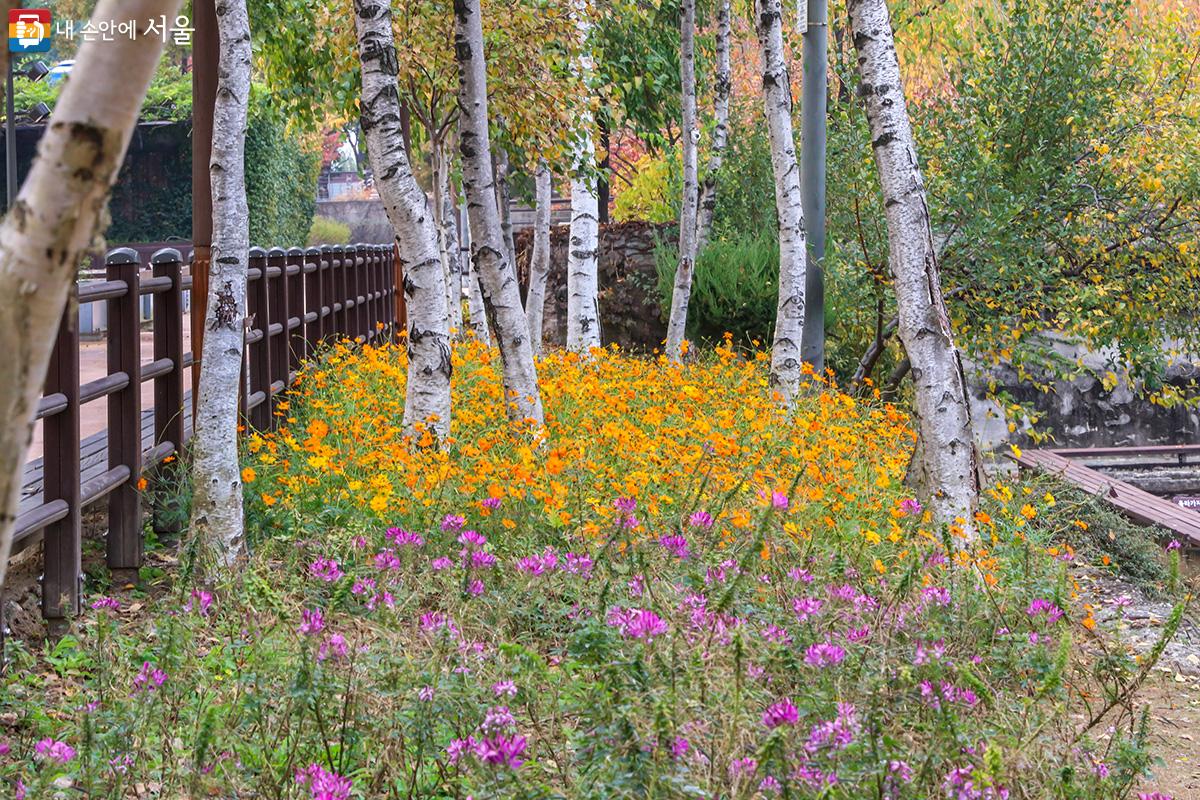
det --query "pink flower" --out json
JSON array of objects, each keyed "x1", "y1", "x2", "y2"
[
  {"x1": 186, "y1": 589, "x2": 214, "y2": 616},
  {"x1": 34, "y1": 738, "x2": 76, "y2": 764},
  {"x1": 900, "y1": 498, "x2": 923, "y2": 516},
  {"x1": 688, "y1": 510, "x2": 713, "y2": 528},
  {"x1": 492, "y1": 680, "x2": 518, "y2": 697},
  {"x1": 804, "y1": 641, "x2": 846, "y2": 667},
  {"x1": 90, "y1": 596, "x2": 120, "y2": 611},
  {"x1": 295, "y1": 762, "x2": 352, "y2": 800},
  {"x1": 762, "y1": 698, "x2": 799, "y2": 728},
  {"x1": 298, "y1": 608, "x2": 325, "y2": 636},
  {"x1": 441, "y1": 514, "x2": 466, "y2": 531},
  {"x1": 387, "y1": 527, "x2": 424, "y2": 547},
  {"x1": 607, "y1": 606, "x2": 669, "y2": 640},
  {"x1": 133, "y1": 661, "x2": 168, "y2": 692},
  {"x1": 770, "y1": 491, "x2": 789, "y2": 510},
  {"x1": 318, "y1": 633, "x2": 349, "y2": 662},
  {"x1": 309, "y1": 558, "x2": 343, "y2": 582},
  {"x1": 481, "y1": 497, "x2": 502, "y2": 510},
  {"x1": 473, "y1": 734, "x2": 527, "y2": 769}
]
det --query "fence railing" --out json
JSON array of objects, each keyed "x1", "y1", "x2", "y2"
[{"x1": 13, "y1": 243, "x2": 402, "y2": 628}]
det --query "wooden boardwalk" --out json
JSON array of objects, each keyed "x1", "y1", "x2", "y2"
[
  {"x1": 20, "y1": 397, "x2": 192, "y2": 523},
  {"x1": 1010, "y1": 448, "x2": 1200, "y2": 545}
]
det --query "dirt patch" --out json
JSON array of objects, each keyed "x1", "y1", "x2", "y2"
[{"x1": 1136, "y1": 674, "x2": 1200, "y2": 797}]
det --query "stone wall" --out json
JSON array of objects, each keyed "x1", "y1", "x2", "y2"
[
  {"x1": 969, "y1": 339, "x2": 1200, "y2": 451},
  {"x1": 515, "y1": 220, "x2": 674, "y2": 351}
]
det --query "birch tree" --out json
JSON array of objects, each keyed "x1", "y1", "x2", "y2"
[
  {"x1": 565, "y1": 0, "x2": 601, "y2": 353},
  {"x1": 454, "y1": 0, "x2": 545, "y2": 424},
  {"x1": 848, "y1": 0, "x2": 980, "y2": 534},
  {"x1": 0, "y1": 0, "x2": 182, "y2": 591},
  {"x1": 191, "y1": 0, "x2": 252, "y2": 567},
  {"x1": 439, "y1": 167, "x2": 464, "y2": 335},
  {"x1": 526, "y1": 162, "x2": 553, "y2": 354},
  {"x1": 664, "y1": 0, "x2": 700, "y2": 362},
  {"x1": 354, "y1": 0, "x2": 453, "y2": 442},
  {"x1": 695, "y1": 0, "x2": 731, "y2": 254},
  {"x1": 754, "y1": 0, "x2": 807, "y2": 405}
]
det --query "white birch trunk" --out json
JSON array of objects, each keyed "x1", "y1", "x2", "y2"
[
  {"x1": 191, "y1": 0, "x2": 252, "y2": 567},
  {"x1": 0, "y1": 0, "x2": 181, "y2": 590},
  {"x1": 662, "y1": 0, "x2": 700, "y2": 362},
  {"x1": 354, "y1": 0, "x2": 452, "y2": 442},
  {"x1": 526, "y1": 162, "x2": 552, "y2": 354},
  {"x1": 755, "y1": 0, "x2": 807, "y2": 406},
  {"x1": 664, "y1": 0, "x2": 700, "y2": 362},
  {"x1": 695, "y1": 0, "x2": 731, "y2": 254},
  {"x1": 453, "y1": 0, "x2": 544, "y2": 424},
  {"x1": 439, "y1": 165, "x2": 464, "y2": 336},
  {"x1": 849, "y1": 0, "x2": 980, "y2": 535},
  {"x1": 566, "y1": 1, "x2": 601, "y2": 353},
  {"x1": 461, "y1": 199, "x2": 491, "y2": 342},
  {"x1": 495, "y1": 146, "x2": 517, "y2": 268}
]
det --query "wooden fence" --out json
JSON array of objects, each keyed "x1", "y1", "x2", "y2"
[{"x1": 14, "y1": 243, "x2": 402, "y2": 628}]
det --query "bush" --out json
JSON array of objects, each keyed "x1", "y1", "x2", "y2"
[
  {"x1": 611, "y1": 151, "x2": 679, "y2": 224},
  {"x1": 655, "y1": 233, "x2": 780, "y2": 346},
  {"x1": 307, "y1": 216, "x2": 352, "y2": 246}
]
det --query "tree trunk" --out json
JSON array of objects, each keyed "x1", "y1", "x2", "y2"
[
  {"x1": 664, "y1": 0, "x2": 700, "y2": 363},
  {"x1": 190, "y1": 0, "x2": 252, "y2": 568},
  {"x1": 526, "y1": 162, "x2": 552, "y2": 354},
  {"x1": 439, "y1": 164, "x2": 464, "y2": 337},
  {"x1": 566, "y1": 0, "x2": 601, "y2": 353},
  {"x1": 695, "y1": 0, "x2": 731, "y2": 254},
  {"x1": 453, "y1": 0, "x2": 544, "y2": 424},
  {"x1": 354, "y1": 0, "x2": 453, "y2": 442},
  {"x1": 494, "y1": 146, "x2": 517, "y2": 268},
  {"x1": 800, "y1": 0, "x2": 828, "y2": 372},
  {"x1": 0, "y1": 0, "x2": 181, "y2": 591},
  {"x1": 848, "y1": 0, "x2": 980, "y2": 535},
  {"x1": 755, "y1": 0, "x2": 807, "y2": 406},
  {"x1": 460, "y1": 195, "x2": 491, "y2": 342}
]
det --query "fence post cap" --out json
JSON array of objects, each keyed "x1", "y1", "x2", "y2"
[
  {"x1": 150, "y1": 247, "x2": 182, "y2": 264},
  {"x1": 286, "y1": 246, "x2": 305, "y2": 257},
  {"x1": 267, "y1": 246, "x2": 287, "y2": 258},
  {"x1": 305, "y1": 247, "x2": 322, "y2": 257},
  {"x1": 248, "y1": 246, "x2": 268, "y2": 259},
  {"x1": 330, "y1": 245, "x2": 345, "y2": 254},
  {"x1": 106, "y1": 247, "x2": 139, "y2": 265}
]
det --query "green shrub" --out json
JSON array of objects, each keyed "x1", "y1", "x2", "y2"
[
  {"x1": 307, "y1": 215, "x2": 352, "y2": 247},
  {"x1": 655, "y1": 233, "x2": 780, "y2": 347}
]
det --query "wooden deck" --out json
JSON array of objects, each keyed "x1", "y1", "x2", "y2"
[
  {"x1": 20, "y1": 397, "x2": 192, "y2": 521},
  {"x1": 1010, "y1": 448, "x2": 1200, "y2": 545}
]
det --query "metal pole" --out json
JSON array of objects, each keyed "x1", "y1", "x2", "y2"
[
  {"x1": 6, "y1": 58, "x2": 16, "y2": 211},
  {"x1": 800, "y1": 0, "x2": 827, "y2": 373},
  {"x1": 190, "y1": 0, "x2": 219, "y2": 403}
]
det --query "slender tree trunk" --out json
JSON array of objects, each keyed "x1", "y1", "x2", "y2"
[
  {"x1": 526, "y1": 162, "x2": 552, "y2": 354},
  {"x1": 0, "y1": 0, "x2": 181, "y2": 592},
  {"x1": 664, "y1": 0, "x2": 700, "y2": 363},
  {"x1": 597, "y1": 110, "x2": 610, "y2": 224},
  {"x1": 453, "y1": 0, "x2": 544, "y2": 424},
  {"x1": 849, "y1": 0, "x2": 980, "y2": 535},
  {"x1": 695, "y1": 0, "x2": 731, "y2": 254},
  {"x1": 494, "y1": 146, "x2": 517, "y2": 267},
  {"x1": 756, "y1": 0, "x2": 807, "y2": 406},
  {"x1": 191, "y1": 0, "x2": 251, "y2": 567},
  {"x1": 355, "y1": 0, "x2": 452, "y2": 442},
  {"x1": 460, "y1": 193, "x2": 491, "y2": 342},
  {"x1": 566, "y1": 0, "x2": 602, "y2": 353},
  {"x1": 440, "y1": 164, "x2": 464, "y2": 336}
]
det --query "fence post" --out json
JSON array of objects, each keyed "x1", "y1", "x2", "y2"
[
  {"x1": 286, "y1": 247, "x2": 305, "y2": 375},
  {"x1": 321, "y1": 245, "x2": 336, "y2": 343},
  {"x1": 304, "y1": 246, "x2": 323, "y2": 356},
  {"x1": 247, "y1": 247, "x2": 271, "y2": 430},
  {"x1": 106, "y1": 247, "x2": 142, "y2": 581},
  {"x1": 267, "y1": 247, "x2": 288, "y2": 427},
  {"x1": 362, "y1": 244, "x2": 375, "y2": 341},
  {"x1": 42, "y1": 287, "x2": 81, "y2": 629},
  {"x1": 151, "y1": 248, "x2": 184, "y2": 535},
  {"x1": 331, "y1": 245, "x2": 347, "y2": 339}
]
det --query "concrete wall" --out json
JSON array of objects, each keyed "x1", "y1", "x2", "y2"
[{"x1": 314, "y1": 199, "x2": 394, "y2": 245}]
